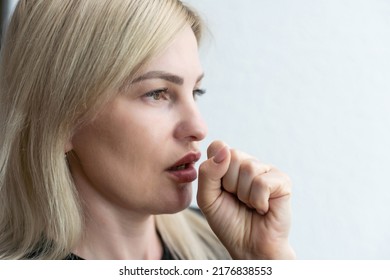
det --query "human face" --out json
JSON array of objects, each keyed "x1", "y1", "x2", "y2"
[{"x1": 69, "y1": 26, "x2": 207, "y2": 215}]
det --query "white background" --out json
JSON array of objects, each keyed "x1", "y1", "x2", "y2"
[
  {"x1": 3, "y1": 0, "x2": 390, "y2": 260},
  {"x1": 186, "y1": 0, "x2": 390, "y2": 259}
]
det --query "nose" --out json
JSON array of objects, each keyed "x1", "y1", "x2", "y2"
[{"x1": 174, "y1": 99, "x2": 208, "y2": 141}]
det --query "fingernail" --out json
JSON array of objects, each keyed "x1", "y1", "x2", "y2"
[{"x1": 213, "y1": 146, "x2": 227, "y2": 164}]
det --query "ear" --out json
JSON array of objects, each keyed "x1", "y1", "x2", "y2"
[{"x1": 64, "y1": 140, "x2": 73, "y2": 153}]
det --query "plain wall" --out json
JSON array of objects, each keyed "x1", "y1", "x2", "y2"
[
  {"x1": 186, "y1": 0, "x2": 390, "y2": 259},
  {"x1": 3, "y1": 0, "x2": 389, "y2": 260}
]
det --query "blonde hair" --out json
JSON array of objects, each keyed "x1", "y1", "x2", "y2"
[{"x1": 0, "y1": 0, "x2": 229, "y2": 259}]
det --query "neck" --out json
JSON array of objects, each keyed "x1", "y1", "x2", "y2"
[
  {"x1": 68, "y1": 156, "x2": 163, "y2": 260},
  {"x1": 71, "y1": 177, "x2": 163, "y2": 260},
  {"x1": 73, "y1": 205, "x2": 163, "y2": 260}
]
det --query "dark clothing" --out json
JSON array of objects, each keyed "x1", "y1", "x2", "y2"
[{"x1": 64, "y1": 237, "x2": 175, "y2": 260}]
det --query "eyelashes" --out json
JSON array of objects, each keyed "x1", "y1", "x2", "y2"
[
  {"x1": 143, "y1": 88, "x2": 206, "y2": 101},
  {"x1": 144, "y1": 88, "x2": 169, "y2": 101},
  {"x1": 193, "y1": 88, "x2": 206, "y2": 98}
]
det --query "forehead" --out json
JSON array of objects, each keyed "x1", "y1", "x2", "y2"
[{"x1": 140, "y1": 26, "x2": 203, "y2": 81}]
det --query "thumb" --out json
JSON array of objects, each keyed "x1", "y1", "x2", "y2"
[{"x1": 197, "y1": 140, "x2": 231, "y2": 211}]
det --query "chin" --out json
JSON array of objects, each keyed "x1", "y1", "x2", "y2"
[{"x1": 159, "y1": 184, "x2": 193, "y2": 214}]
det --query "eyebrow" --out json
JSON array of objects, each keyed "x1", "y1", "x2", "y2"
[{"x1": 131, "y1": 71, "x2": 204, "y2": 85}]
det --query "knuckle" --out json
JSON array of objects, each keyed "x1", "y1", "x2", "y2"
[
  {"x1": 239, "y1": 158, "x2": 257, "y2": 177},
  {"x1": 253, "y1": 174, "x2": 269, "y2": 189},
  {"x1": 248, "y1": 195, "x2": 267, "y2": 212},
  {"x1": 229, "y1": 149, "x2": 241, "y2": 162}
]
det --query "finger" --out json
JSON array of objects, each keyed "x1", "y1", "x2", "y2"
[
  {"x1": 221, "y1": 149, "x2": 242, "y2": 194},
  {"x1": 248, "y1": 169, "x2": 292, "y2": 215},
  {"x1": 223, "y1": 149, "x2": 269, "y2": 195},
  {"x1": 197, "y1": 141, "x2": 231, "y2": 211},
  {"x1": 206, "y1": 140, "x2": 227, "y2": 158},
  {"x1": 236, "y1": 158, "x2": 271, "y2": 207}
]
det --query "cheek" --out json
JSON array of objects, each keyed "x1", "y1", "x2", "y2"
[
  {"x1": 116, "y1": 109, "x2": 174, "y2": 158},
  {"x1": 70, "y1": 103, "x2": 192, "y2": 212},
  {"x1": 71, "y1": 106, "x2": 174, "y2": 187}
]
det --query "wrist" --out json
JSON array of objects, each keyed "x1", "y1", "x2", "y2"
[
  {"x1": 230, "y1": 240, "x2": 296, "y2": 260},
  {"x1": 261, "y1": 242, "x2": 296, "y2": 260},
  {"x1": 258, "y1": 239, "x2": 296, "y2": 260}
]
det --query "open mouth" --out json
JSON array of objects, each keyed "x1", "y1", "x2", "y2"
[
  {"x1": 166, "y1": 152, "x2": 201, "y2": 183},
  {"x1": 169, "y1": 164, "x2": 188, "y2": 171},
  {"x1": 168, "y1": 162, "x2": 195, "y2": 171},
  {"x1": 168, "y1": 152, "x2": 201, "y2": 171}
]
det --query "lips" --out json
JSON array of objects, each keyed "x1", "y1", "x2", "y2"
[{"x1": 167, "y1": 152, "x2": 201, "y2": 183}]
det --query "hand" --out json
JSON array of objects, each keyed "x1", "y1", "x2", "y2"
[{"x1": 197, "y1": 140, "x2": 295, "y2": 259}]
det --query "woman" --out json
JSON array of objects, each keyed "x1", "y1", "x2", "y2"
[{"x1": 0, "y1": 0, "x2": 295, "y2": 260}]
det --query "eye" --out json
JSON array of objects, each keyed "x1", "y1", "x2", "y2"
[
  {"x1": 144, "y1": 88, "x2": 169, "y2": 101},
  {"x1": 193, "y1": 88, "x2": 206, "y2": 100}
]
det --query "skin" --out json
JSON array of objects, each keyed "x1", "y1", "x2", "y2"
[
  {"x1": 197, "y1": 142, "x2": 295, "y2": 259},
  {"x1": 67, "y1": 25, "x2": 294, "y2": 259},
  {"x1": 68, "y1": 25, "x2": 207, "y2": 259}
]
